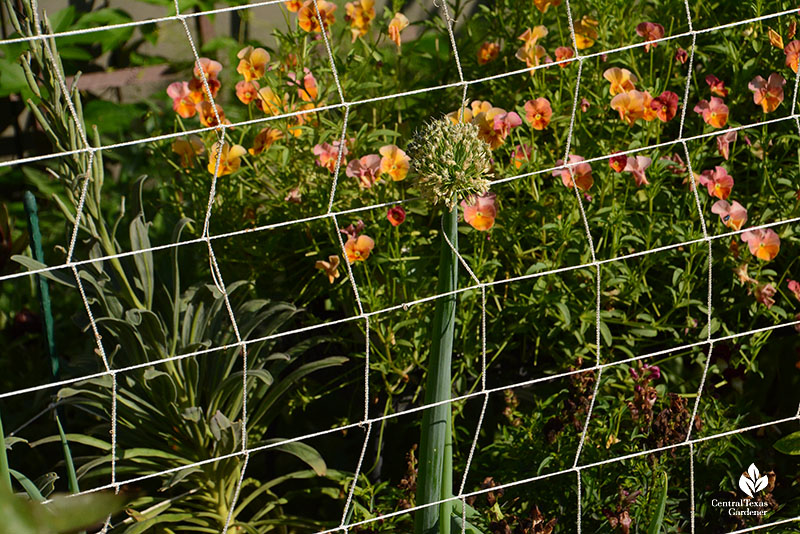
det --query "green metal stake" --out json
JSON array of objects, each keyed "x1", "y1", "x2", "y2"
[
  {"x1": 415, "y1": 206, "x2": 458, "y2": 534},
  {"x1": 23, "y1": 191, "x2": 59, "y2": 378}
]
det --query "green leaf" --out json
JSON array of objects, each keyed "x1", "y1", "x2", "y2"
[
  {"x1": 773, "y1": 431, "x2": 800, "y2": 455},
  {"x1": 261, "y1": 439, "x2": 327, "y2": 476},
  {"x1": 56, "y1": 416, "x2": 80, "y2": 494},
  {"x1": 129, "y1": 215, "x2": 154, "y2": 308},
  {"x1": 647, "y1": 472, "x2": 668, "y2": 534},
  {"x1": 9, "y1": 470, "x2": 44, "y2": 502},
  {"x1": 121, "y1": 512, "x2": 194, "y2": 534},
  {"x1": 42, "y1": 491, "x2": 129, "y2": 532}
]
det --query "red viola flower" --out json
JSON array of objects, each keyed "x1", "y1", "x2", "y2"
[
  {"x1": 675, "y1": 47, "x2": 688, "y2": 64},
  {"x1": 705, "y1": 75, "x2": 729, "y2": 97},
  {"x1": 635, "y1": 22, "x2": 665, "y2": 52},
  {"x1": 609, "y1": 154, "x2": 627, "y2": 172},
  {"x1": 387, "y1": 206, "x2": 406, "y2": 226},
  {"x1": 695, "y1": 166, "x2": 733, "y2": 200},
  {"x1": 650, "y1": 90, "x2": 679, "y2": 122}
]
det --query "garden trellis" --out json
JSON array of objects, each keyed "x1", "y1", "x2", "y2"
[{"x1": 1, "y1": 0, "x2": 800, "y2": 532}]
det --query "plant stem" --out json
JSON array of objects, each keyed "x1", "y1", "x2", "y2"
[{"x1": 415, "y1": 206, "x2": 458, "y2": 534}]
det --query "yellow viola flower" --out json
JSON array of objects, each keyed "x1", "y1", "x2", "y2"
[
  {"x1": 574, "y1": 16, "x2": 599, "y2": 49},
  {"x1": 171, "y1": 135, "x2": 205, "y2": 168},
  {"x1": 379, "y1": 145, "x2": 410, "y2": 181},
  {"x1": 345, "y1": 0, "x2": 376, "y2": 42},
  {"x1": 236, "y1": 46, "x2": 270, "y2": 82},
  {"x1": 207, "y1": 142, "x2": 246, "y2": 176}
]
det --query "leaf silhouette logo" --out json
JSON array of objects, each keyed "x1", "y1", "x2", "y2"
[{"x1": 738, "y1": 463, "x2": 769, "y2": 498}]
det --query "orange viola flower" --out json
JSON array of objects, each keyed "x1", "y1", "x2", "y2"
[
  {"x1": 288, "y1": 68, "x2": 319, "y2": 102},
  {"x1": 344, "y1": 235, "x2": 375, "y2": 263},
  {"x1": 695, "y1": 166, "x2": 733, "y2": 200},
  {"x1": 286, "y1": 0, "x2": 303, "y2": 11},
  {"x1": 693, "y1": 97, "x2": 728, "y2": 128},
  {"x1": 197, "y1": 101, "x2": 229, "y2": 128},
  {"x1": 298, "y1": 0, "x2": 336, "y2": 33},
  {"x1": 171, "y1": 136, "x2": 205, "y2": 168},
  {"x1": 516, "y1": 27, "x2": 549, "y2": 68},
  {"x1": 554, "y1": 46, "x2": 574, "y2": 66},
  {"x1": 608, "y1": 154, "x2": 627, "y2": 172},
  {"x1": 741, "y1": 228, "x2": 780, "y2": 261},
  {"x1": 785, "y1": 40, "x2": 800, "y2": 72},
  {"x1": 635, "y1": 22, "x2": 665, "y2": 52},
  {"x1": 207, "y1": 142, "x2": 246, "y2": 176},
  {"x1": 524, "y1": 97, "x2": 553, "y2": 130},
  {"x1": 553, "y1": 155, "x2": 593, "y2": 191},
  {"x1": 475, "y1": 107, "x2": 522, "y2": 149},
  {"x1": 236, "y1": 46, "x2": 270, "y2": 82},
  {"x1": 315, "y1": 255, "x2": 340, "y2": 283},
  {"x1": 650, "y1": 90, "x2": 679, "y2": 122},
  {"x1": 574, "y1": 16, "x2": 599, "y2": 50},
  {"x1": 461, "y1": 193, "x2": 498, "y2": 231},
  {"x1": 640, "y1": 91, "x2": 658, "y2": 121},
  {"x1": 477, "y1": 42, "x2": 500, "y2": 65},
  {"x1": 255, "y1": 86, "x2": 285, "y2": 115},
  {"x1": 388, "y1": 13, "x2": 409, "y2": 48},
  {"x1": 711, "y1": 200, "x2": 747, "y2": 231},
  {"x1": 345, "y1": 0, "x2": 375, "y2": 42},
  {"x1": 705, "y1": 75, "x2": 729, "y2": 97},
  {"x1": 748, "y1": 73, "x2": 786, "y2": 113},
  {"x1": 610, "y1": 90, "x2": 646, "y2": 125},
  {"x1": 166, "y1": 82, "x2": 197, "y2": 118},
  {"x1": 512, "y1": 144, "x2": 532, "y2": 169},
  {"x1": 249, "y1": 127, "x2": 283, "y2": 155},
  {"x1": 603, "y1": 67, "x2": 637, "y2": 95},
  {"x1": 534, "y1": 0, "x2": 561, "y2": 13},
  {"x1": 235, "y1": 80, "x2": 260, "y2": 105},
  {"x1": 188, "y1": 76, "x2": 220, "y2": 102},
  {"x1": 193, "y1": 57, "x2": 222, "y2": 81},
  {"x1": 379, "y1": 144, "x2": 410, "y2": 181}
]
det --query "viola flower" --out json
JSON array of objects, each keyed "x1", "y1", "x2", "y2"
[
  {"x1": 477, "y1": 42, "x2": 500, "y2": 65},
  {"x1": 662, "y1": 153, "x2": 686, "y2": 175},
  {"x1": 255, "y1": 86, "x2": 285, "y2": 115},
  {"x1": 754, "y1": 283, "x2": 777, "y2": 309},
  {"x1": 313, "y1": 141, "x2": 348, "y2": 173},
  {"x1": 461, "y1": 192, "x2": 498, "y2": 231},
  {"x1": 693, "y1": 97, "x2": 728, "y2": 128},
  {"x1": 610, "y1": 90, "x2": 646, "y2": 125},
  {"x1": 388, "y1": 13, "x2": 409, "y2": 48},
  {"x1": 650, "y1": 90, "x2": 679, "y2": 122},
  {"x1": 235, "y1": 80, "x2": 260, "y2": 105},
  {"x1": 188, "y1": 76, "x2": 219, "y2": 102},
  {"x1": 286, "y1": 0, "x2": 303, "y2": 11},
  {"x1": 711, "y1": 200, "x2": 747, "y2": 230},
  {"x1": 768, "y1": 27, "x2": 784, "y2": 49},
  {"x1": 574, "y1": 16, "x2": 599, "y2": 49},
  {"x1": 298, "y1": 0, "x2": 336, "y2": 33},
  {"x1": 785, "y1": 40, "x2": 800, "y2": 72},
  {"x1": 387, "y1": 206, "x2": 406, "y2": 226},
  {"x1": 748, "y1": 73, "x2": 786, "y2": 113},
  {"x1": 624, "y1": 155, "x2": 652, "y2": 186},
  {"x1": 553, "y1": 154, "x2": 593, "y2": 191},
  {"x1": 741, "y1": 228, "x2": 780, "y2": 261},
  {"x1": 207, "y1": 142, "x2": 246, "y2": 176},
  {"x1": 511, "y1": 144, "x2": 532, "y2": 169},
  {"x1": 705, "y1": 75, "x2": 729, "y2": 97},
  {"x1": 609, "y1": 154, "x2": 627, "y2": 172},
  {"x1": 524, "y1": 98, "x2": 552, "y2": 130},
  {"x1": 315, "y1": 255, "x2": 340, "y2": 283},
  {"x1": 787, "y1": 279, "x2": 800, "y2": 301},
  {"x1": 554, "y1": 46, "x2": 574, "y2": 66},
  {"x1": 533, "y1": 0, "x2": 561, "y2": 13},
  {"x1": 675, "y1": 47, "x2": 688, "y2": 64},
  {"x1": 193, "y1": 57, "x2": 223, "y2": 81},
  {"x1": 516, "y1": 27, "x2": 549, "y2": 68},
  {"x1": 345, "y1": 0, "x2": 376, "y2": 42},
  {"x1": 249, "y1": 127, "x2": 283, "y2": 155},
  {"x1": 288, "y1": 68, "x2": 319, "y2": 102},
  {"x1": 474, "y1": 107, "x2": 522, "y2": 149},
  {"x1": 346, "y1": 154, "x2": 382, "y2": 188},
  {"x1": 236, "y1": 46, "x2": 270, "y2": 82},
  {"x1": 603, "y1": 67, "x2": 637, "y2": 95},
  {"x1": 171, "y1": 135, "x2": 204, "y2": 168},
  {"x1": 695, "y1": 166, "x2": 733, "y2": 199},
  {"x1": 340, "y1": 220, "x2": 365, "y2": 240},
  {"x1": 344, "y1": 235, "x2": 375, "y2": 263},
  {"x1": 580, "y1": 97, "x2": 591, "y2": 112},
  {"x1": 716, "y1": 131, "x2": 737, "y2": 160},
  {"x1": 636, "y1": 22, "x2": 665, "y2": 52},
  {"x1": 379, "y1": 144, "x2": 410, "y2": 181},
  {"x1": 196, "y1": 101, "x2": 228, "y2": 128},
  {"x1": 640, "y1": 91, "x2": 658, "y2": 121},
  {"x1": 734, "y1": 263, "x2": 757, "y2": 284},
  {"x1": 166, "y1": 81, "x2": 197, "y2": 118}
]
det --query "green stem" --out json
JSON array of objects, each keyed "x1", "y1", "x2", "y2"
[
  {"x1": 0, "y1": 410, "x2": 10, "y2": 492},
  {"x1": 415, "y1": 206, "x2": 458, "y2": 534}
]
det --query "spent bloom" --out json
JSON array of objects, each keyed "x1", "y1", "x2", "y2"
[
  {"x1": 388, "y1": 13, "x2": 409, "y2": 48},
  {"x1": 711, "y1": 200, "x2": 748, "y2": 230},
  {"x1": 553, "y1": 155, "x2": 593, "y2": 191},
  {"x1": 716, "y1": 131, "x2": 737, "y2": 160},
  {"x1": 313, "y1": 141, "x2": 348, "y2": 172},
  {"x1": 524, "y1": 97, "x2": 553, "y2": 129},
  {"x1": 406, "y1": 118, "x2": 493, "y2": 209},
  {"x1": 651, "y1": 90, "x2": 679, "y2": 122},
  {"x1": 207, "y1": 142, "x2": 246, "y2": 176},
  {"x1": 580, "y1": 97, "x2": 591, "y2": 112},
  {"x1": 741, "y1": 228, "x2": 780, "y2": 261},
  {"x1": 298, "y1": 0, "x2": 336, "y2": 32},
  {"x1": 785, "y1": 40, "x2": 800, "y2": 72},
  {"x1": 236, "y1": 46, "x2": 270, "y2": 82},
  {"x1": 166, "y1": 82, "x2": 196, "y2": 118},
  {"x1": 461, "y1": 192, "x2": 498, "y2": 231},
  {"x1": 315, "y1": 255, "x2": 340, "y2": 283},
  {"x1": 345, "y1": 235, "x2": 375, "y2": 263},
  {"x1": 379, "y1": 144, "x2": 411, "y2": 181},
  {"x1": 477, "y1": 42, "x2": 501, "y2": 65},
  {"x1": 695, "y1": 166, "x2": 733, "y2": 200},
  {"x1": 748, "y1": 73, "x2": 786, "y2": 113},
  {"x1": 346, "y1": 154, "x2": 382, "y2": 188},
  {"x1": 624, "y1": 155, "x2": 652, "y2": 186},
  {"x1": 636, "y1": 22, "x2": 665, "y2": 52},
  {"x1": 675, "y1": 47, "x2": 688, "y2": 64},
  {"x1": 754, "y1": 283, "x2": 777, "y2": 309},
  {"x1": 387, "y1": 206, "x2": 406, "y2": 226},
  {"x1": 603, "y1": 67, "x2": 637, "y2": 95},
  {"x1": 787, "y1": 279, "x2": 800, "y2": 301},
  {"x1": 345, "y1": 0, "x2": 376, "y2": 42},
  {"x1": 694, "y1": 97, "x2": 729, "y2": 128},
  {"x1": 705, "y1": 75, "x2": 729, "y2": 97},
  {"x1": 171, "y1": 135, "x2": 204, "y2": 168}
]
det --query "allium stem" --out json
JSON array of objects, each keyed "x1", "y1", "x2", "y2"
[{"x1": 415, "y1": 206, "x2": 458, "y2": 534}]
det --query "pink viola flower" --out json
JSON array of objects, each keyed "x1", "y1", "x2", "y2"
[
  {"x1": 492, "y1": 111, "x2": 523, "y2": 139},
  {"x1": 461, "y1": 192, "x2": 498, "y2": 231},
  {"x1": 711, "y1": 200, "x2": 747, "y2": 230},
  {"x1": 786, "y1": 279, "x2": 800, "y2": 301},
  {"x1": 705, "y1": 75, "x2": 729, "y2": 97},
  {"x1": 694, "y1": 97, "x2": 728, "y2": 128},
  {"x1": 166, "y1": 81, "x2": 197, "y2": 118},
  {"x1": 636, "y1": 22, "x2": 665, "y2": 52},
  {"x1": 313, "y1": 141, "x2": 348, "y2": 173},
  {"x1": 346, "y1": 154, "x2": 382, "y2": 188},
  {"x1": 553, "y1": 155, "x2": 593, "y2": 191},
  {"x1": 193, "y1": 57, "x2": 223, "y2": 80},
  {"x1": 741, "y1": 228, "x2": 780, "y2": 261},
  {"x1": 695, "y1": 166, "x2": 733, "y2": 199},
  {"x1": 716, "y1": 131, "x2": 737, "y2": 160},
  {"x1": 748, "y1": 73, "x2": 786, "y2": 113},
  {"x1": 624, "y1": 155, "x2": 652, "y2": 186}
]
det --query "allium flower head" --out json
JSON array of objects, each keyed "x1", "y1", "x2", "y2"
[{"x1": 406, "y1": 118, "x2": 493, "y2": 209}]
